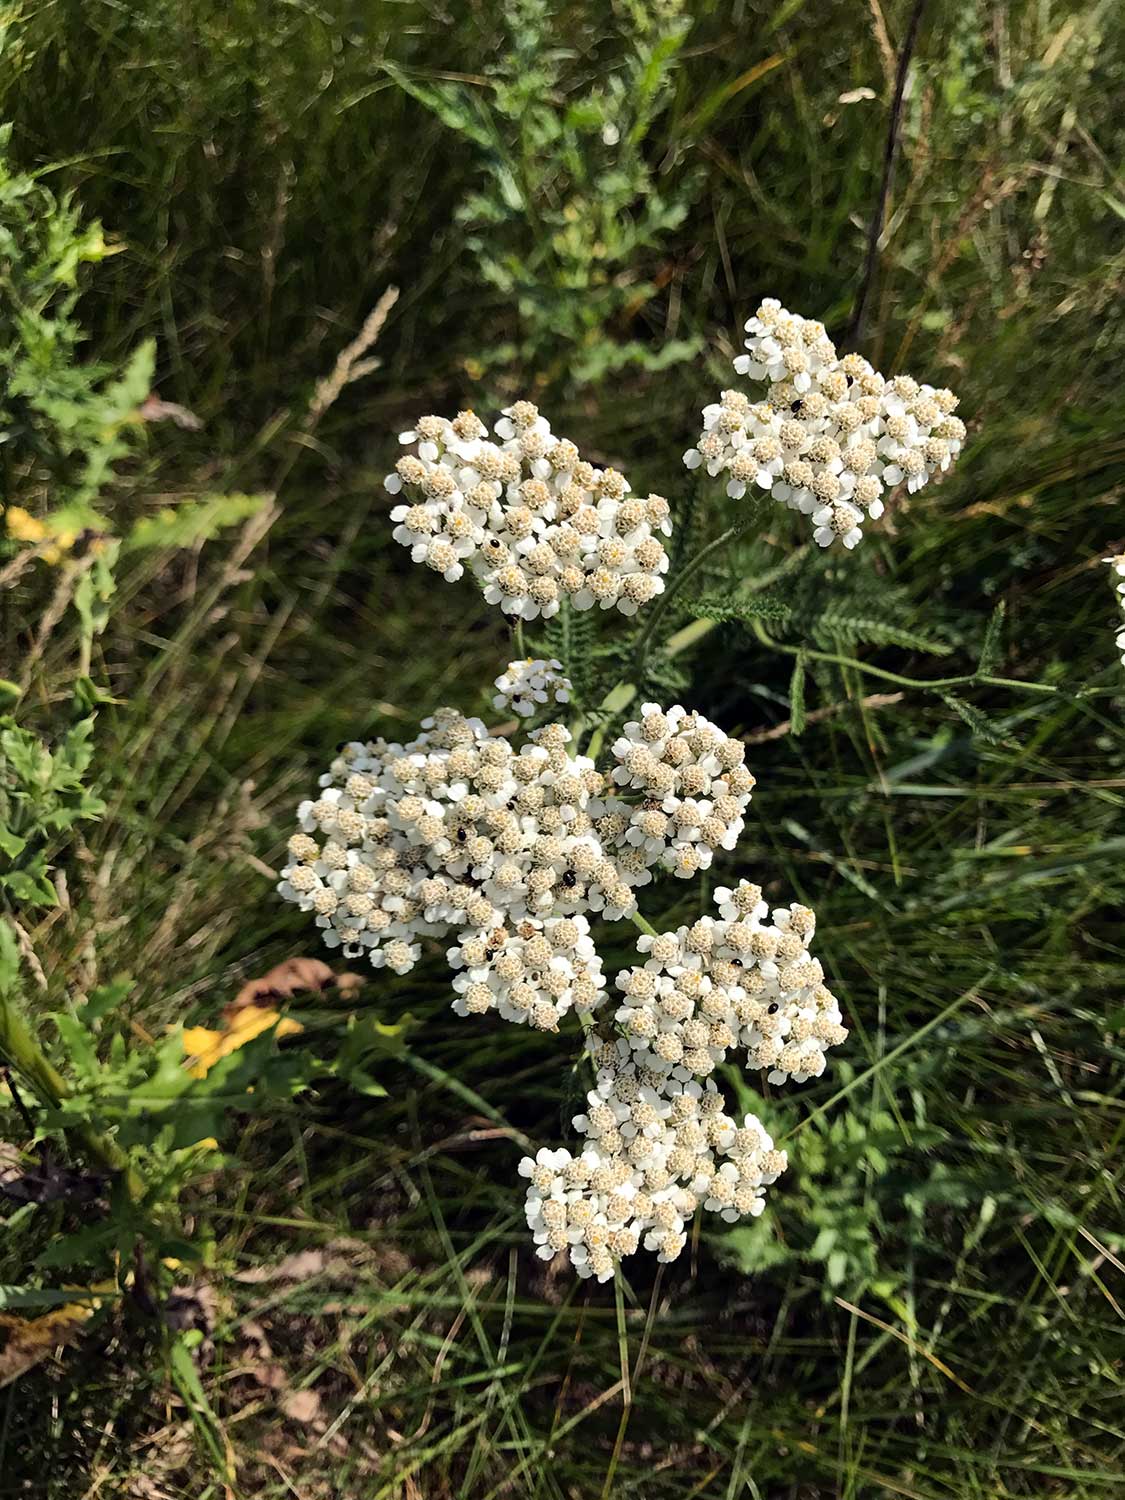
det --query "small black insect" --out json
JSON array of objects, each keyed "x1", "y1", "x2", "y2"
[
  {"x1": 456, "y1": 828, "x2": 467, "y2": 842},
  {"x1": 767, "y1": 1002, "x2": 780, "y2": 1015},
  {"x1": 562, "y1": 871, "x2": 577, "y2": 888}
]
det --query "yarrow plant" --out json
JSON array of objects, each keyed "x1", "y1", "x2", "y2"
[
  {"x1": 684, "y1": 298, "x2": 966, "y2": 549},
  {"x1": 279, "y1": 331, "x2": 969, "y2": 1280}
]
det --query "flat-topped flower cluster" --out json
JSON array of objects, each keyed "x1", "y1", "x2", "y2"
[
  {"x1": 277, "y1": 695, "x2": 846, "y2": 1278},
  {"x1": 277, "y1": 701, "x2": 754, "y2": 1006},
  {"x1": 516, "y1": 881, "x2": 847, "y2": 1280},
  {"x1": 684, "y1": 298, "x2": 966, "y2": 549},
  {"x1": 386, "y1": 402, "x2": 671, "y2": 619},
  {"x1": 520, "y1": 1064, "x2": 787, "y2": 1281},
  {"x1": 617, "y1": 880, "x2": 847, "y2": 1086}
]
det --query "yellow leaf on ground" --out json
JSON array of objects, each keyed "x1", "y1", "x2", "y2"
[
  {"x1": 0, "y1": 1304, "x2": 94, "y2": 1388},
  {"x1": 183, "y1": 1005, "x2": 302, "y2": 1078}
]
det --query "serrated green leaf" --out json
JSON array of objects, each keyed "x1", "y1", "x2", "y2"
[
  {"x1": 939, "y1": 692, "x2": 1011, "y2": 746},
  {"x1": 123, "y1": 493, "x2": 269, "y2": 553},
  {"x1": 58, "y1": 715, "x2": 98, "y2": 783},
  {"x1": 0, "y1": 825, "x2": 26, "y2": 860},
  {"x1": 83, "y1": 976, "x2": 132, "y2": 1022},
  {"x1": 72, "y1": 543, "x2": 119, "y2": 650},
  {"x1": 1, "y1": 725, "x2": 53, "y2": 787},
  {"x1": 977, "y1": 599, "x2": 1006, "y2": 675},
  {"x1": 816, "y1": 612, "x2": 952, "y2": 655},
  {"x1": 1, "y1": 866, "x2": 58, "y2": 907},
  {"x1": 684, "y1": 592, "x2": 793, "y2": 626},
  {"x1": 381, "y1": 61, "x2": 495, "y2": 148}
]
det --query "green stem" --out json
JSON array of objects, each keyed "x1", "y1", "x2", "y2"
[
  {"x1": 586, "y1": 681, "x2": 638, "y2": 762},
  {"x1": 750, "y1": 620, "x2": 1063, "y2": 696},
  {"x1": 629, "y1": 910, "x2": 659, "y2": 938},
  {"x1": 514, "y1": 619, "x2": 526, "y2": 658},
  {"x1": 0, "y1": 985, "x2": 144, "y2": 1200},
  {"x1": 631, "y1": 515, "x2": 757, "y2": 681},
  {"x1": 583, "y1": 530, "x2": 757, "y2": 763},
  {"x1": 582, "y1": 621, "x2": 720, "y2": 764}
]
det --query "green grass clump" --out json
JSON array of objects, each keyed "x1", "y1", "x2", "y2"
[{"x1": 1, "y1": 2, "x2": 1123, "y2": 1496}]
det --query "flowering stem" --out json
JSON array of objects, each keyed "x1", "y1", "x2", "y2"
[
  {"x1": 586, "y1": 681, "x2": 638, "y2": 762},
  {"x1": 514, "y1": 619, "x2": 526, "y2": 658},
  {"x1": 582, "y1": 524, "x2": 755, "y2": 762},
  {"x1": 630, "y1": 516, "x2": 756, "y2": 682},
  {"x1": 629, "y1": 911, "x2": 659, "y2": 938}
]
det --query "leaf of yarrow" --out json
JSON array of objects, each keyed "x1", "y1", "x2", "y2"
[
  {"x1": 977, "y1": 599, "x2": 1007, "y2": 675},
  {"x1": 939, "y1": 692, "x2": 1012, "y2": 747},
  {"x1": 813, "y1": 610, "x2": 953, "y2": 655},
  {"x1": 683, "y1": 592, "x2": 793, "y2": 625}
]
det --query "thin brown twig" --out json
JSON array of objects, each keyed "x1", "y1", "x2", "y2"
[
  {"x1": 744, "y1": 691, "x2": 904, "y2": 743},
  {"x1": 866, "y1": 0, "x2": 897, "y2": 88},
  {"x1": 304, "y1": 285, "x2": 400, "y2": 429},
  {"x1": 847, "y1": 0, "x2": 928, "y2": 347},
  {"x1": 0, "y1": 540, "x2": 57, "y2": 591}
]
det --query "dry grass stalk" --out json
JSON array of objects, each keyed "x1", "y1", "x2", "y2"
[{"x1": 304, "y1": 285, "x2": 400, "y2": 430}]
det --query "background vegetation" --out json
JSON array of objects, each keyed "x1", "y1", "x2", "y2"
[{"x1": 1, "y1": 1, "x2": 1123, "y2": 1495}]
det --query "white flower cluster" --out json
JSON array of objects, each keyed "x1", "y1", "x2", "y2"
[
  {"x1": 518, "y1": 880, "x2": 847, "y2": 1280},
  {"x1": 1108, "y1": 555, "x2": 1125, "y2": 669},
  {"x1": 385, "y1": 402, "x2": 672, "y2": 619},
  {"x1": 493, "y1": 658, "x2": 573, "y2": 718},
  {"x1": 609, "y1": 703, "x2": 756, "y2": 880},
  {"x1": 279, "y1": 704, "x2": 753, "y2": 1032},
  {"x1": 277, "y1": 709, "x2": 641, "y2": 1004},
  {"x1": 684, "y1": 298, "x2": 966, "y2": 550},
  {"x1": 519, "y1": 1046, "x2": 787, "y2": 1281},
  {"x1": 616, "y1": 880, "x2": 847, "y2": 1086},
  {"x1": 279, "y1": 703, "x2": 756, "y2": 997},
  {"x1": 449, "y1": 915, "x2": 604, "y2": 1033}
]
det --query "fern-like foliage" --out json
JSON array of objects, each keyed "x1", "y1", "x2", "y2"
[
  {"x1": 777, "y1": 559, "x2": 957, "y2": 657},
  {"x1": 684, "y1": 591, "x2": 793, "y2": 626}
]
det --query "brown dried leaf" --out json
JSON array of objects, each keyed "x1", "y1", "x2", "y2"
[
  {"x1": 234, "y1": 1248, "x2": 329, "y2": 1284},
  {"x1": 137, "y1": 394, "x2": 204, "y2": 431},
  {"x1": 249, "y1": 1361, "x2": 288, "y2": 1391},
  {"x1": 230, "y1": 958, "x2": 362, "y2": 1013},
  {"x1": 0, "y1": 1305, "x2": 93, "y2": 1388},
  {"x1": 281, "y1": 1388, "x2": 322, "y2": 1424}
]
